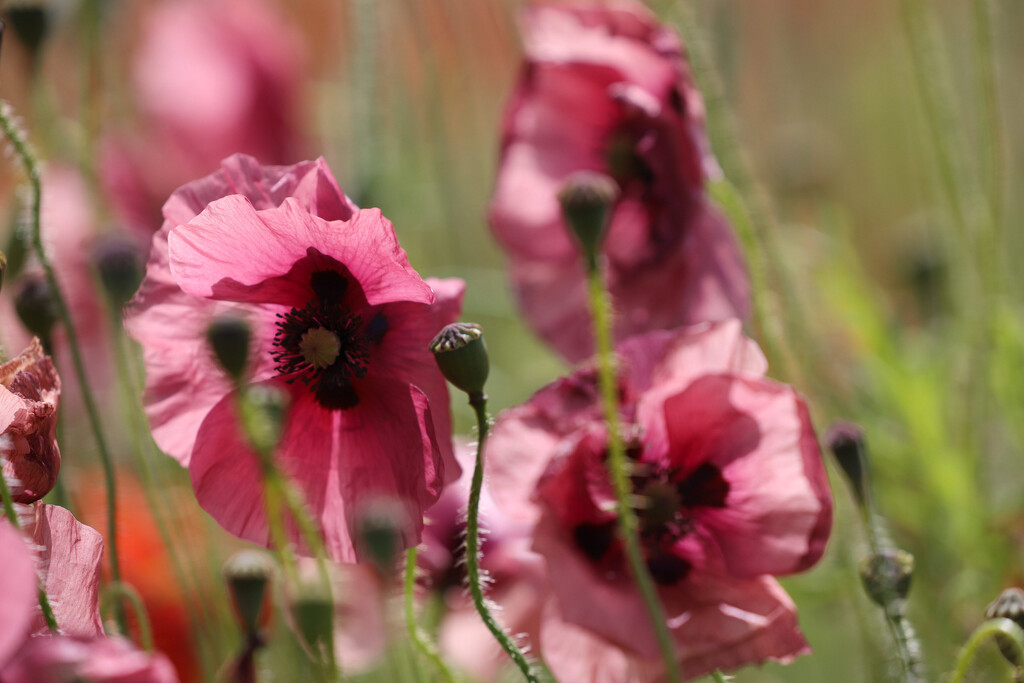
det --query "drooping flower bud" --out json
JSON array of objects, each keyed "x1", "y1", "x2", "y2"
[
  {"x1": 825, "y1": 421, "x2": 871, "y2": 510},
  {"x1": 207, "y1": 315, "x2": 252, "y2": 383},
  {"x1": 92, "y1": 235, "x2": 143, "y2": 309},
  {"x1": 557, "y1": 171, "x2": 619, "y2": 269},
  {"x1": 224, "y1": 550, "x2": 275, "y2": 635},
  {"x1": 429, "y1": 322, "x2": 489, "y2": 403},
  {"x1": 355, "y1": 498, "x2": 408, "y2": 578},
  {"x1": 14, "y1": 274, "x2": 56, "y2": 348},
  {"x1": 985, "y1": 588, "x2": 1024, "y2": 667},
  {"x1": 860, "y1": 548, "x2": 914, "y2": 610}
]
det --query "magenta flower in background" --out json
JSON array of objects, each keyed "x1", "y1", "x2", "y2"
[
  {"x1": 0, "y1": 339, "x2": 61, "y2": 504},
  {"x1": 486, "y1": 321, "x2": 832, "y2": 680},
  {"x1": 489, "y1": 1, "x2": 749, "y2": 362},
  {"x1": 0, "y1": 521, "x2": 37, "y2": 670},
  {"x1": 1, "y1": 635, "x2": 179, "y2": 683},
  {"x1": 102, "y1": 0, "x2": 306, "y2": 236},
  {"x1": 126, "y1": 154, "x2": 464, "y2": 563}
]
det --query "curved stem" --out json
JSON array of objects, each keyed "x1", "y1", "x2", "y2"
[
  {"x1": 403, "y1": 546, "x2": 455, "y2": 683},
  {"x1": 100, "y1": 581, "x2": 154, "y2": 652},
  {"x1": 586, "y1": 266, "x2": 681, "y2": 683},
  {"x1": 0, "y1": 467, "x2": 59, "y2": 632},
  {"x1": 951, "y1": 618, "x2": 1024, "y2": 683},
  {"x1": 0, "y1": 100, "x2": 125, "y2": 631},
  {"x1": 467, "y1": 395, "x2": 540, "y2": 683}
]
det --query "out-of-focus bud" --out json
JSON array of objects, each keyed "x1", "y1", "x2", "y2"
[
  {"x1": 557, "y1": 171, "x2": 619, "y2": 269},
  {"x1": 291, "y1": 568, "x2": 334, "y2": 658},
  {"x1": 224, "y1": 550, "x2": 275, "y2": 635},
  {"x1": 239, "y1": 385, "x2": 288, "y2": 462},
  {"x1": 3, "y1": 3, "x2": 50, "y2": 71},
  {"x1": 14, "y1": 274, "x2": 56, "y2": 349},
  {"x1": 985, "y1": 588, "x2": 1024, "y2": 667},
  {"x1": 825, "y1": 420, "x2": 871, "y2": 510},
  {"x1": 207, "y1": 315, "x2": 252, "y2": 384},
  {"x1": 0, "y1": 250, "x2": 8, "y2": 297},
  {"x1": 860, "y1": 548, "x2": 914, "y2": 610},
  {"x1": 429, "y1": 322, "x2": 489, "y2": 403},
  {"x1": 355, "y1": 498, "x2": 408, "y2": 578},
  {"x1": 92, "y1": 235, "x2": 143, "y2": 309}
]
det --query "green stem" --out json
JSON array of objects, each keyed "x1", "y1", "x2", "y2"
[
  {"x1": 467, "y1": 395, "x2": 540, "y2": 683},
  {"x1": 586, "y1": 266, "x2": 681, "y2": 683},
  {"x1": 404, "y1": 546, "x2": 455, "y2": 683},
  {"x1": 100, "y1": 581, "x2": 154, "y2": 652},
  {"x1": 951, "y1": 618, "x2": 1024, "y2": 683},
  {"x1": 710, "y1": 671, "x2": 729, "y2": 683},
  {"x1": 0, "y1": 100, "x2": 125, "y2": 631},
  {"x1": 0, "y1": 460, "x2": 59, "y2": 632}
]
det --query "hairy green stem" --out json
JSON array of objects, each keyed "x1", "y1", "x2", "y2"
[
  {"x1": 0, "y1": 459, "x2": 59, "y2": 632},
  {"x1": 404, "y1": 546, "x2": 455, "y2": 683},
  {"x1": 100, "y1": 581, "x2": 154, "y2": 652},
  {"x1": 587, "y1": 266, "x2": 681, "y2": 683},
  {"x1": 951, "y1": 618, "x2": 1024, "y2": 683},
  {"x1": 0, "y1": 100, "x2": 125, "y2": 631},
  {"x1": 467, "y1": 396, "x2": 540, "y2": 683}
]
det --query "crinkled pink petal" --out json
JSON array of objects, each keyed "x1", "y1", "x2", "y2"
[
  {"x1": 0, "y1": 521, "x2": 36, "y2": 669},
  {"x1": 169, "y1": 199, "x2": 433, "y2": 308},
  {"x1": 126, "y1": 155, "x2": 357, "y2": 465},
  {"x1": 1, "y1": 635, "x2": 179, "y2": 683},
  {"x1": 189, "y1": 380, "x2": 443, "y2": 563},
  {"x1": 25, "y1": 504, "x2": 104, "y2": 638},
  {"x1": 661, "y1": 375, "x2": 832, "y2": 576},
  {"x1": 0, "y1": 339, "x2": 61, "y2": 503}
]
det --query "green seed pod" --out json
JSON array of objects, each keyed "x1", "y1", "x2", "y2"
[
  {"x1": 860, "y1": 548, "x2": 914, "y2": 609},
  {"x1": 14, "y1": 274, "x2": 56, "y2": 347},
  {"x1": 207, "y1": 314, "x2": 252, "y2": 383},
  {"x1": 429, "y1": 322, "x2": 489, "y2": 401},
  {"x1": 557, "y1": 171, "x2": 619, "y2": 269},
  {"x1": 223, "y1": 550, "x2": 275, "y2": 634}
]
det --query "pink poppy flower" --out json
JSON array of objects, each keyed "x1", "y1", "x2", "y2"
[
  {"x1": 485, "y1": 321, "x2": 832, "y2": 679},
  {"x1": 0, "y1": 339, "x2": 61, "y2": 504},
  {"x1": 0, "y1": 521, "x2": 37, "y2": 669},
  {"x1": 102, "y1": 0, "x2": 306, "y2": 236},
  {"x1": 489, "y1": 1, "x2": 749, "y2": 362},
  {"x1": 1, "y1": 635, "x2": 179, "y2": 683},
  {"x1": 126, "y1": 154, "x2": 464, "y2": 563}
]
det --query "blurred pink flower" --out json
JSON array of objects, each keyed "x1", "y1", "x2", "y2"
[
  {"x1": 489, "y1": 1, "x2": 749, "y2": 362},
  {"x1": 126, "y1": 154, "x2": 463, "y2": 563},
  {"x1": 102, "y1": 0, "x2": 306, "y2": 236},
  {"x1": 486, "y1": 321, "x2": 832, "y2": 680},
  {"x1": 0, "y1": 339, "x2": 61, "y2": 503},
  {"x1": 0, "y1": 521, "x2": 37, "y2": 669},
  {"x1": 1, "y1": 635, "x2": 179, "y2": 683}
]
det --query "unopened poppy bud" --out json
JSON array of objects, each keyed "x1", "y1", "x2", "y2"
[
  {"x1": 224, "y1": 550, "x2": 275, "y2": 634},
  {"x1": 429, "y1": 322, "x2": 489, "y2": 402},
  {"x1": 93, "y1": 236, "x2": 143, "y2": 308},
  {"x1": 860, "y1": 548, "x2": 914, "y2": 609},
  {"x1": 291, "y1": 571, "x2": 334, "y2": 655},
  {"x1": 355, "y1": 498, "x2": 408, "y2": 577},
  {"x1": 985, "y1": 588, "x2": 1024, "y2": 667},
  {"x1": 207, "y1": 315, "x2": 252, "y2": 383},
  {"x1": 4, "y1": 4, "x2": 49, "y2": 70},
  {"x1": 239, "y1": 385, "x2": 288, "y2": 461},
  {"x1": 825, "y1": 421, "x2": 871, "y2": 510},
  {"x1": 558, "y1": 171, "x2": 619, "y2": 268},
  {"x1": 14, "y1": 274, "x2": 56, "y2": 346}
]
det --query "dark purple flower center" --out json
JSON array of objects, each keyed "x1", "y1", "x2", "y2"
[
  {"x1": 573, "y1": 455, "x2": 730, "y2": 586},
  {"x1": 271, "y1": 270, "x2": 383, "y2": 410}
]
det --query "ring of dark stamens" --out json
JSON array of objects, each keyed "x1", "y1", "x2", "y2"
[{"x1": 271, "y1": 271, "x2": 372, "y2": 410}]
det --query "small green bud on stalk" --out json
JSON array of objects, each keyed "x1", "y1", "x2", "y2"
[
  {"x1": 207, "y1": 315, "x2": 252, "y2": 384},
  {"x1": 14, "y1": 274, "x2": 55, "y2": 348},
  {"x1": 223, "y1": 550, "x2": 275, "y2": 635},
  {"x1": 429, "y1": 322, "x2": 489, "y2": 403},
  {"x1": 825, "y1": 421, "x2": 872, "y2": 511},
  {"x1": 860, "y1": 548, "x2": 914, "y2": 610},
  {"x1": 239, "y1": 385, "x2": 289, "y2": 464},
  {"x1": 93, "y1": 236, "x2": 143, "y2": 309},
  {"x1": 558, "y1": 171, "x2": 619, "y2": 271},
  {"x1": 986, "y1": 588, "x2": 1024, "y2": 667},
  {"x1": 355, "y1": 498, "x2": 408, "y2": 578},
  {"x1": 291, "y1": 570, "x2": 335, "y2": 657}
]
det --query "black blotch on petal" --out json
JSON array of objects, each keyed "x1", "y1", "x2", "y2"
[
  {"x1": 677, "y1": 463, "x2": 730, "y2": 509},
  {"x1": 573, "y1": 521, "x2": 616, "y2": 562}
]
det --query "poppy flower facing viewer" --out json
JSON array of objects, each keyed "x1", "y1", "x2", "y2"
[
  {"x1": 489, "y1": 0, "x2": 750, "y2": 362},
  {"x1": 485, "y1": 321, "x2": 832, "y2": 680},
  {"x1": 126, "y1": 154, "x2": 464, "y2": 563}
]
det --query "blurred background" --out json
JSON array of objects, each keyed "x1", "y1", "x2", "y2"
[{"x1": 0, "y1": 0, "x2": 1021, "y2": 680}]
